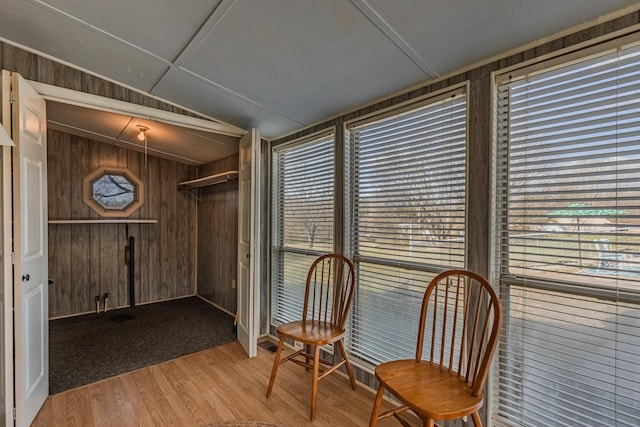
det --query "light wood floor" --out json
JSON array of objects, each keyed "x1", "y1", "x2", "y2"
[{"x1": 31, "y1": 341, "x2": 402, "y2": 426}]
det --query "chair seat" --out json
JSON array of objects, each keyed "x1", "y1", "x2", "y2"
[
  {"x1": 277, "y1": 320, "x2": 345, "y2": 346},
  {"x1": 375, "y1": 359, "x2": 483, "y2": 420}
]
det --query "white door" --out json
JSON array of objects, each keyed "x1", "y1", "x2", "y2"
[
  {"x1": 8, "y1": 71, "x2": 49, "y2": 427},
  {"x1": 237, "y1": 129, "x2": 260, "y2": 357}
]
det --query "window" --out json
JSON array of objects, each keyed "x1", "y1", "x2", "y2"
[
  {"x1": 494, "y1": 41, "x2": 640, "y2": 426},
  {"x1": 271, "y1": 132, "x2": 335, "y2": 326},
  {"x1": 82, "y1": 166, "x2": 144, "y2": 217},
  {"x1": 345, "y1": 88, "x2": 468, "y2": 365}
]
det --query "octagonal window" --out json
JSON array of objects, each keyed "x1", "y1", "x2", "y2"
[{"x1": 83, "y1": 166, "x2": 144, "y2": 217}]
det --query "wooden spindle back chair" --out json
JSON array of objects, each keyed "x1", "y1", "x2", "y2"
[
  {"x1": 266, "y1": 253, "x2": 357, "y2": 420},
  {"x1": 370, "y1": 269, "x2": 502, "y2": 427}
]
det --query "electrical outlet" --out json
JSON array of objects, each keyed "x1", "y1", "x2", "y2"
[
  {"x1": 293, "y1": 341, "x2": 304, "y2": 350},
  {"x1": 231, "y1": 279, "x2": 236, "y2": 289}
]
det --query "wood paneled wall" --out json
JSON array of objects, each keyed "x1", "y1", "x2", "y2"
[
  {"x1": 0, "y1": 43, "x2": 201, "y2": 117},
  {"x1": 0, "y1": 41, "x2": 209, "y2": 318},
  {"x1": 195, "y1": 154, "x2": 239, "y2": 314},
  {"x1": 47, "y1": 130, "x2": 197, "y2": 318},
  {"x1": 269, "y1": 9, "x2": 640, "y2": 427}
]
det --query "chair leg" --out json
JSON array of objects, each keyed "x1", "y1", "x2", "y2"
[
  {"x1": 337, "y1": 340, "x2": 356, "y2": 389},
  {"x1": 310, "y1": 344, "x2": 320, "y2": 420},
  {"x1": 471, "y1": 411, "x2": 483, "y2": 427},
  {"x1": 266, "y1": 337, "x2": 285, "y2": 398},
  {"x1": 369, "y1": 383, "x2": 385, "y2": 427},
  {"x1": 424, "y1": 419, "x2": 435, "y2": 427},
  {"x1": 305, "y1": 344, "x2": 311, "y2": 371}
]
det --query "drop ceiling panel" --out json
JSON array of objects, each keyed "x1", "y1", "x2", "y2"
[
  {"x1": 0, "y1": 1, "x2": 169, "y2": 91},
  {"x1": 122, "y1": 117, "x2": 239, "y2": 165},
  {"x1": 1, "y1": 0, "x2": 637, "y2": 142},
  {"x1": 37, "y1": 0, "x2": 222, "y2": 61},
  {"x1": 367, "y1": 0, "x2": 640, "y2": 75},
  {"x1": 181, "y1": 0, "x2": 429, "y2": 125},
  {"x1": 45, "y1": 101, "x2": 239, "y2": 166},
  {"x1": 153, "y1": 68, "x2": 302, "y2": 139},
  {"x1": 46, "y1": 101, "x2": 131, "y2": 137}
]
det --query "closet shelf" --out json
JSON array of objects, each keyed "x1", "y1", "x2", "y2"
[
  {"x1": 48, "y1": 219, "x2": 158, "y2": 224},
  {"x1": 177, "y1": 170, "x2": 239, "y2": 190}
]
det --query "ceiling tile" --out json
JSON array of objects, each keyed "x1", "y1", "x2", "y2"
[
  {"x1": 122, "y1": 117, "x2": 238, "y2": 165},
  {"x1": 1, "y1": 0, "x2": 637, "y2": 143},
  {"x1": 152, "y1": 68, "x2": 302, "y2": 138},
  {"x1": 32, "y1": 0, "x2": 223, "y2": 62},
  {"x1": 46, "y1": 101, "x2": 239, "y2": 165},
  {"x1": 180, "y1": 0, "x2": 429, "y2": 125},
  {"x1": 46, "y1": 101, "x2": 131, "y2": 137},
  {"x1": 366, "y1": 0, "x2": 640, "y2": 75},
  {"x1": 0, "y1": 1, "x2": 170, "y2": 91}
]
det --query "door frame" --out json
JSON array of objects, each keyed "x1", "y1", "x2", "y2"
[
  {"x1": 0, "y1": 148, "x2": 13, "y2": 427},
  {"x1": 1, "y1": 72, "x2": 14, "y2": 427}
]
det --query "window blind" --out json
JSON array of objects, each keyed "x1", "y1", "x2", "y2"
[
  {"x1": 494, "y1": 42, "x2": 640, "y2": 427},
  {"x1": 346, "y1": 90, "x2": 468, "y2": 365},
  {"x1": 271, "y1": 133, "x2": 335, "y2": 327}
]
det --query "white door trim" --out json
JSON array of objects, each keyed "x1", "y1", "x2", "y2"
[
  {"x1": 1, "y1": 70, "x2": 14, "y2": 427},
  {"x1": 237, "y1": 129, "x2": 261, "y2": 357}
]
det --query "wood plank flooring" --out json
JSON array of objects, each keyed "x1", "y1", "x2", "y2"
[{"x1": 32, "y1": 341, "x2": 403, "y2": 426}]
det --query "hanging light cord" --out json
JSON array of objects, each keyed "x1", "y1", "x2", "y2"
[{"x1": 137, "y1": 125, "x2": 149, "y2": 169}]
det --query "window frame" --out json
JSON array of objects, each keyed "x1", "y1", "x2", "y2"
[
  {"x1": 491, "y1": 34, "x2": 640, "y2": 427},
  {"x1": 82, "y1": 165, "x2": 144, "y2": 217},
  {"x1": 344, "y1": 84, "x2": 470, "y2": 367},
  {"x1": 269, "y1": 129, "x2": 336, "y2": 330}
]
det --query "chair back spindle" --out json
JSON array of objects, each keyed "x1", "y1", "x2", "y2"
[
  {"x1": 302, "y1": 254, "x2": 355, "y2": 329},
  {"x1": 416, "y1": 270, "x2": 501, "y2": 397}
]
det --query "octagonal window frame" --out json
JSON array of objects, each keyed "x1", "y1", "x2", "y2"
[{"x1": 82, "y1": 166, "x2": 145, "y2": 217}]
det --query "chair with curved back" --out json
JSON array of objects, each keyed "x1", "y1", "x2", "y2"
[
  {"x1": 593, "y1": 238, "x2": 627, "y2": 269},
  {"x1": 266, "y1": 253, "x2": 357, "y2": 420},
  {"x1": 369, "y1": 269, "x2": 502, "y2": 427}
]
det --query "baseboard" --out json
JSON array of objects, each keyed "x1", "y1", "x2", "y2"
[{"x1": 195, "y1": 294, "x2": 235, "y2": 317}]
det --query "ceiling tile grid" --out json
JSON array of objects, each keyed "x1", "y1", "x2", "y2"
[
  {"x1": 0, "y1": 0, "x2": 638, "y2": 143},
  {"x1": 178, "y1": 0, "x2": 430, "y2": 125},
  {"x1": 152, "y1": 66, "x2": 303, "y2": 138},
  {"x1": 365, "y1": 0, "x2": 640, "y2": 76}
]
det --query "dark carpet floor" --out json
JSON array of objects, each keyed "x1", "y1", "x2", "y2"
[{"x1": 49, "y1": 296, "x2": 236, "y2": 394}]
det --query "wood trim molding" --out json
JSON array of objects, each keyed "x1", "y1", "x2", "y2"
[
  {"x1": 178, "y1": 170, "x2": 239, "y2": 190},
  {"x1": 82, "y1": 165, "x2": 145, "y2": 218},
  {"x1": 27, "y1": 80, "x2": 246, "y2": 137},
  {"x1": 48, "y1": 219, "x2": 157, "y2": 224}
]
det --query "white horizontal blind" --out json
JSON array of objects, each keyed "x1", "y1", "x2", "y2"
[
  {"x1": 271, "y1": 133, "x2": 334, "y2": 326},
  {"x1": 494, "y1": 42, "x2": 640, "y2": 427},
  {"x1": 346, "y1": 91, "x2": 467, "y2": 365}
]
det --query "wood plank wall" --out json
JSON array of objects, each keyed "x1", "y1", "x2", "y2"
[
  {"x1": 0, "y1": 42, "x2": 210, "y2": 318},
  {"x1": 195, "y1": 154, "x2": 239, "y2": 315},
  {"x1": 269, "y1": 10, "x2": 640, "y2": 427},
  {"x1": 47, "y1": 130, "x2": 197, "y2": 318}
]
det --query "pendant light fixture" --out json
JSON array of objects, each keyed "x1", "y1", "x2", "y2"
[{"x1": 137, "y1": 125, "x2": 149, "y2": 168}]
